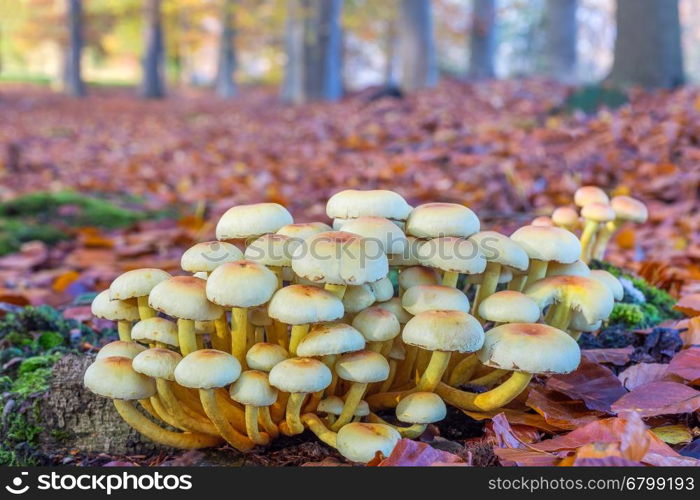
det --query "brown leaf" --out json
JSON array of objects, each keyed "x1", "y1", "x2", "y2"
[
  {"x1": 667, "y1": 347, "x2": 700, "y2": 382},
  {"x1": 377, "y1": 439, "x2": 466, "y2": 466},
  {"x1": 611, "y1": 381, "x2": 700, "y2": 417},
  {"x1": 525, "y1": 387, "x2": 603, "y2": 430},
  {"x1": 618, "y1": 363, "x2": 669, "y2": 390},
  {"x1": 581, "y1": 347, "x2": 634, "y2": 365},
  {"x1": 674, "y1": 293, "x2": 700, "y2": 317},
  {"x1": 546, "y1": 360, "x2": 627, "y2": 413}
]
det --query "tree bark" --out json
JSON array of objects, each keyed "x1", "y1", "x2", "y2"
[
  {"x1": 468, "y1": 0, "x2": 496, "y2": 80},
  {"x1": 215, "y1": 0, "x2": 237, "y2": 98},
  {"x1": 397, "y1": 0, "x2": 438, "y2": 92},
  {"x1": 64, "y1": 0, "x2": 85, "y2": 97},
  {"x1": 541, "y1": 0, "x2": 577, "y2": 83},
  {"x1": 607, "y1": 0, "x2": 684, "y2": 88},
  {"x1": 141, "y1": 0, "x2": 166, "y2": 99},
  {"x1": 281, "y1": 0, "x2": 343, "y2": 104}
]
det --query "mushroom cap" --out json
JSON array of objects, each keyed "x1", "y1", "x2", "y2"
[
  {"x1": 589, "y1": 270, "x2": 624, "y2": 301},
  {"x1": 611, "y1": 196, "x2": 648, "y2": 223},
  {"x1": 352, "y1": 306, "x2": 401, "y2": 342},
  {"x1": 206, "y1": 260, "x2": 278, "y2": 308},
  {"x1": 174, "y1": 349, "x2": 241, "y2": 389},
  {"x1": 547, "y1": 260, "x2": 591, "y2": 278},
  {"x1": 96, "y1": 340, "x2": 146, "y2": 360},
  {"x1": 581, "y1": 202, "x2": 615, "y2": 222},
  {"x1": 276, "y1": 222, "x2": 332, "y2": 240},
  {"x1": 131, "y1": 317, "x2": 179, "y2": 346},
  {"x1": 388, "y1": 340, "x2": 406, "y2": 361},
  {"x1": 466, "y1": 268, "x2": 513, "y2": 284},
  {"x1": 398, "y1": 265, "x2": 440, "y2": 290},
  {"x1": 336, "y1": 423, "x2": 401, "y2": 463},
  {"x1": 368, "y1": 276, "x2": 395, "y2": 302},
  {"x1": 478, "y1": 323, "x2": 580, "y2": 374},
  {"x1": 181, "y1": 241, "x2": 243, "y2": 273},
  {"x1": 388, "y1": 236, "x2": 423, "y2": 267},
  {"x1": 244, "y1": 233, "x2": 300, "y2": 268},
  {"x1": 296, "y1": 323, "x2": 366, "y2": 357},
  {"x1": 216, "y1": 203, "x2": 293, "y2": 240},
  {"x1": 132, "y1": 348, "x2": 182, "y2": 381},
  {"x1": 406, "y1": 203, "x2": 480, "y2": 238},
  {"x1": 396, "y1": 392, "x2": 446, "y2": 424},
  {"x1": 245, "y1": 342, "x2": 289, "y2": 372},
  {"x1": 317, "y1": 396, "x2": 368, "y2": 416},
  {"x1": 267, "y1": 284, "x2": 344, "y2": 325},
  {"x1": 326, "y1": 189, "x2": 412, "y2": 221},
  {"x1": 574, "y1": 186, "x2": 609, "y2": 207},
  {"x1": 468, "y1": 231, "x2": 529, "y2": 271},
  {"x1": 375, "y1": 297, "x2": 413, "y2": 324},
  {"x1": 84, "y1": 356, "x2": 156, "y2": 400},
  {"x1": 91, "y1": 290, "x2": 140, "y2": 322},
  {"x1": 149, "y1": 276, "x2": 223, "y2": 321},
  {"x1": 403, "y1": 310, "x2": 484, "y2": 353},
  {"x1": 291, "y1": 231, "x2": 389, "y2": 286},
  {"x1": 552, "y1": 207, "x2": 580, "y2": 227},
  {"x1": 510, "y1": 225, "x2": 581, "y2": 264},
  {"x1": 334, "y1": 350, "x2": 390, "y2": 383},
  {"x1": 109, "y1": 268, "x2": 172, "y2": 300},
  {"x1": 570, "y1": 311, "x2": 602, "y2": 332},
  {"x1": 418, "y1": 237, "x2": 486, "y2": 274},
  {"x1": 268, "y1": 357, "x2": 332, "y2": 393},
  {"x1": 478, "y1": 291, "x2": 541, "y2": 323},
  {"x1": 401, "y1": 285, "x2": 470, "y2": 315},
  {"x1": 340, "y1": 216, "x2": 407, "y2": 255},
  {"x1": 525, "y1": 275, "x2": 614, "y2": 323},
  {"x1": 229, "y1": 370, "x2": 278, "y2": 406},
  {"x1": 342, "y1": 284, "x2": 376, "y2": 313},
  {"x1": 531, "y1": 216, "x2": 554, "y2": 227}
]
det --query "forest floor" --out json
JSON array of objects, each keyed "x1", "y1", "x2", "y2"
[{"x1": 0, "y1": 80, "x2": 699, "y2": 466}]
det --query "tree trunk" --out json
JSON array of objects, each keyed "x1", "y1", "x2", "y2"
[
  {"x1": 383, "y1": 17, "x2": 398, "y2": 86},
  {"x1": 541, "y1": 0, "x2": 577, "y2": 83},
  {"x1": 468, "y1": 0, "x2": 496, "y2": 80},
  {"x1": 215, "y1": 0, "x2": 237, "y2": 98},
  {"x1": 64, "y1": 0, "x2": 85, "y2": 97},
  {"x1": 281, "y1": 0, "x2": 343, "y2": 104},
  {"x1": 607, "y1": 0, "x2": 684, "y2": 88},
  {"x1": 397, "y1": 0, "x2": 437, "y2": 92},
  {"x1": 142, "y1": 0, "x2": 166, "y2": 99}
]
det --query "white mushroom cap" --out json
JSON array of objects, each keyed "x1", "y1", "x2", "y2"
[
  {"x1": 581, "y1": 202, "x2": 615, "y2": 222},
  {"x1": 611, "y1": 196, "x2": 648, "y2": 223},
  {"x1": 406, "y1": 203, "x2": 480, "y2": 238},
  {"x1": 525, "y1": 275, "x2": 614, "y2": 324},
  {"x1": 244, "y1": 233, "x2": 300, "y2": 268},
  {"x1": 510, "y1": 225, "x2": 581, "y2": 264},
  {"x1": 552, "y1": 207, "x2": 580, "y2": 228},
  {"x1": 396, "y1": 392, "x2": 446, "y2": 424},
  {"x1": 326, "y1": 189, "x2": 412, "y2": 221},
  {"x1": 570, "y1": 311, "x2": 602, "y2": 332},
  {"x1": 84, "y1": 356, "x2": 156, "y2": 400},
  {"x1": 398, "y1": 266, "x2": 441, "y2": 290},
  {"x1": 478, "y1": 323, "x2": 581, "y2": 374},
  {"x1": 478, "y1": 291, "x2": 540, "y2": 323},
  {"x1": 388, "y1": 340, "x2": 406, "y2": 361},
  {"x1": 132, "y1": 348, "x2": 182, "y2": 381},
  {"x1": 181, "y1": 241, "x2": 243, "y2": 273},
  {"x1": 468, "y1": 231, "x2": 529, "y2": 272},
  {"x1": 334, "y1": 350, "x2": 390, "y2": 383},
  {"x1": 418, "y1": 237, "x2": 486, "y2": 274},
  {"x1": 109, "y1": 268, "x2": 172, "y2": 300},
  {"x1": 174, "y1": 349, "x2": 241, "y2": 389},
  {"x1": 401, "y1": 285, "x2": 470, "y2": 315},
  {"x1": 317, "y1": 396, "x2": 369, "y2": 417},
  {"x1": 403, "y1": 310, "x2": 484, "y2": 353},
  {"x1": 149, "y1": 276, "x2": 223, "y2": 321},
  {"x1": 96, "y1": 340, "x2": 146, "y2": 360},
  {"x1": 296, "y1": 323, "x2": 366, "y2": 357},
  {"x1": 268, "y1": 357, "x2": 332, "y2": 393},
  {"x1": 352, "y1": 306, "x2": 401, "y2": 342},
  {"x1": 574, "y1": 186, "x2": 609, "y2": 207},
  {"x1": 276, "y1": 222, "x2": 332, "y2": 240},
  {"x1": 245, "y1": 342, "x2": 289, "y2": 372},
  {"x1": 131, "y1": 317, "x2": 179, "y2": 347},
  {"x1": 531, "y1": 216, "x2": 554, "y2": 227},
  {"x1": 216, "y1": 203, "x2": 293, "y2": 240},
  {"x1": 91, "y1": 290, "x2": 140, "y2": 322},
  {"x1": 342, "y1": 284, "x2": 376, "y2": 313},
  {"x1": 206, "y1": 260, "x2": 278, "y2": 308},
  {"x1": 547, "y1": 260, "x2": 591, "y2": 278},
  {"x1": 388, "y1": 236, "x2": 424, "y2": 267},
  {"x1": 590, "y1": 270, "x2": 624, "y2": 301},
  {"x1": 375, "y1": 297, "x2": 413, "y2": 324},
  {"x1": 229, "y1": 370, "x2": 278, "y2": 407},
  {"x1": 340, "y1": 216, "x2": 407, "y2": 255},
  {"x1": 268, "y1": 284, "x2": 344, "y2": 325},
  {"x1": 336, "y1": 423, "x2": 401, "y2": 463},
  {"x1": 368, "y1": 276, "x2": 395, "y2": 302}
]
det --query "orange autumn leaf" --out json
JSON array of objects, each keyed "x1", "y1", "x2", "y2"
[
  {"x1": 674, "y1": 293, "x2": 700, "y2": 317},
  {"x1": 52, "y1": 270, "x2": 81, "y2": 292}
]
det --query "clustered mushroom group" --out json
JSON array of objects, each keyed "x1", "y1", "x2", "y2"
[{"x1": 84, "y1": 187, "x2": 647, "y2": 463}]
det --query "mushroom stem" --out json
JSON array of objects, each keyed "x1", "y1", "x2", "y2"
[
  {"x1": 447, "y1": 354, "x2": 480, "y2": 387},
  {"x1": 245, "y1": 405, "x2": 269, "y2": 445},
  {"x1": 524, "y1": 259, "x2": 548, "y2": 287},
  {"x1": 213, "y1": 314, "x2": 230, "y2": 353},
  {"x1": 322, "y1": 355, "x2": 338, "y2": 396},
  {"x1": 157, "y1": 379, "x2": 219, "y2": 436},
  {"x1": 467, "y1": 369, "x2": 508, "y2": 387},
  {"x1": 435, "y1": 371, "x2": 533, "y2": 411},
  {"x1": 231, "y1": 307, "x2": 248, "y2": 365},
  {"x1": 288, "y1": 324, "x2": 310, "y2": 356},
  {"x1": 546, "y1": 301, "x2": 573, "y2": 331},
  {"x1": 324, "y1": 283, "x2": 347, "y2": 299},
  {"x1": 113, "y1": 399, "x2": 222, "y2": 449},
  {"x1": 301, "y1": 413, "x2": 337, "y2": 448},
  {"x1": 283, "y1": 392, "x2": 307, "y2": 435},
  {"x1": 378, "y1": 359, "x2": 398, "y2": 393},
  {"x1": 472, "y1": 262, "x2": 502, "y2": 322},
  {"x1": 415, "y1": 349, "x2": 432, "y2": 378},
  {"x1": 441, "y1": 271, "x2": 459, "y2": 288},
  {"x1": 254, "y1": 327, "x2": 265, "y2": 343},
  {"x1": 149, "y1": 395, "x2": 186, "y2": 430},
  {"x1": 415, "y1": 351, "x2": 451, "y2": 392},
  {"x1": 366, "y1": 413, "x2": 426, "y2": 438},
  {"x1": 579, "y1": 219, "x2": 599, "y2": 263},
  {"x1": 394, "y1": 345, "x2": 418, "y2": 387},
  {"x1": 508, "y1": 275, "x2": 527, "y2": 292},
  {"x1": 591, "y1": 220, "x2": 618, "y2": 260},
  {"x1": 331, "y1": 382, "x2": 368, "y2": 431},
  {"x1": 177, "y1": 319, "x2": 198, "y2": 356},
  {"x1": 137, "y1": 296, "x2": 157, "y2": 320},
  {"x1": 117, "y1": 321, "x2": 132, "y2": 341},
  {"x1": 199, "y1": 389, "x2": 256, "y2": 452},
  {"x1": 259, "y1": 406, "x2": 279, "y2": 439}
]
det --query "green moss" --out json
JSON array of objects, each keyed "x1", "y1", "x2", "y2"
[{"x1": 609, "y1": 303, "x2": 646, "y2": 328}]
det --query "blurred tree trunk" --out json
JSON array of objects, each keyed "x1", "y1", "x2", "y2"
[
  {"x1": 281, "y1": 0, "x2": 343, "y2": 104},
  {"x1": 215, "y1": 0, "x2": 237, "y2": 98},
  {"x1": 397, "y1": 0, "x2": 437, "y2": 92},
  {"x1": 64, "y1": 0, "x2": 85, "y2": 97},
  {"x1": 468, "y1": 0, "x2": 496, "y2": 80},
  {"x1": 607, "y1": 0, "x2": 684, "y2": 88},
  {"x1": 142, "y1": 0, "x2": 165, "y2": 99},
  {"x1": 541, "y1": 0, "x2": 577, "y2": 83}
]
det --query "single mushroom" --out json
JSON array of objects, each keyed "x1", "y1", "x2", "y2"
[
  {"x1": 245, "y1": 342, "x2": 290, "y2": 372},
  {"x1": 326, "y1": 189, "x2": 412, "y2": 229},
  {"x1": 405, "y1": 202, "x2": 480, "y2": 240},
  {"x1": 215, "y1": 203, "x2": 293, "y2": 243},
  {"x1": 245, "y1": 233, "x2": 300, "y2": 288},
  {"x1": 401, "y1": 285, "x2": 470, "y2": 316},
  {"x1": 181, "y1": 241, "x2": 243, "y2": 278},
  {"x1": 551, "y1": 207, "x2": 580, "y2": 233},
  {"x1": 109, "y1": 268, "x2": 172, "y2": 320},
  {"x1": 335, "y1": 422, "x2": 401, "y2": 463},
  {"x1": 531, "y1": 216, "x2": 554, "y2": 227},
  {"x1": 95, "y1": 340, "x2": 146, "y2": 360},
  {"x1": 398, "y1": 265, "x2": 441, "y2": 296},
  {"x1": 510, "y1": 225, "x2": 581, "y2": 288},
  {"x1": 91, "y1": 290, "x2": 140, "y2": 341},
  {"x1": 229, "y1": 370, "x2": 279, "y2": 445},
  {"x1": 352, "y1": 306, "x2": 400, "y2": 354},
  {"x1": 131, "y1": 317, "x2": 179, "y2": 349},
  {"x1": 574, "y1": 185, "x2": 609, "y2": 208},
  {"x1": 546, "y1": 260, "x2": 590, "y2": 277},
  {"x1": 591, "y1": 196, "x2": 648, "y2": 260},
  {"x1": 579, "y1": 202, "x2": 615, "y2": 263},
  {"x1": 342, "y1": 284, "x2": 377, "y2": 317},
  {"x1": 368, "y1": 276, "x2": 395, "y2": 302},
  {"x1": 417, "y1": 236, "x2": 486, "y2": 288},
  {"x1": 369, "y1": 392, "x2": 446, "y2": 438}
]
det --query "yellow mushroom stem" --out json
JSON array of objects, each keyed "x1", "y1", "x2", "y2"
[
  {"x1": 447, "y1": 354, "x2": 480, "y2": 387},
  {"x1": 301, "y1": 413, "x2": 337, "y2": 448},
  {"x1": 321, "y1": 355, "x2": 338, "y2": 396},
  {"x1": 415, "y1": 351, "x2": 451, "y2": 392},
  {"x1": 367, "y1": 341, "x2": 383, "y2": 353},
  {"x1": 579, "y1": 219, "x2": 600, "y2": 264},
  {"x1": 273, "y1": 320, "x2": 288, "y2": 348},
  {"x1": 394, "y1": 345, "x2": 418, "y2": 387},
  {"x1": 415, "y1": 349, "x2": 431, "y2": 378},
  {"x1": 524, "y1": 259, "x2": 548, "y2": 287},
  {"x1": 471, "y1": 262, "x2": 502, "y2": 322},
  {"x1": 508, "y1": 275, "x2": 527, "y2": 292},
  {"x1": 441, "y1": 270, "x2": 459, "y2": 288},
  {"x1": 156, "y1": 379, "x2": 219, "y2": 436},
  {"x1": 213, "y1": 389, "x2": 248, "y2": 432},
  {"x1": 259, "y1": 406, "x2": 279, "y2": 439},
  {"x1": 378, "y1": 359, "x2": 398, "y2": 393},
  {"x1": 137, "y1": 296, "x2": 157, "y2": 320},
  {"x1": 591, "y1": 220, "x2": 619, "y2": 260},
  {"x1": 435, "y1": 371, "x2": 533, "y2": 411},
  {"x1": 380, "y1": 340, "x2": 393, "y2": 357},
  {"x1": 199, "y1": 389, "x2": 257, "y2": 452},
  {"x1": 231, "y1": 307, "x2": 248, "y2": 365},
  {"x1": 283, "y1": 392, "x2": 308, "y2": 435},
  {"x1": 467, "y1": 368, "x2": 508, "y2": 387},
  {"x1": 330, "y1": 382, "x2": 368, "y2": 431},
  {"x1": 213, "y1": 313, "x2": 230, "y2": 353},
  {"x1": 288, "y1": 324, "x2": 310, "y2": 356},
  {"x1": 271, "y1": 393, "x2": 289, "y2": 422},
  {"x1": 545, "y1": 301, "x2": 572, "y2": 331},
  {"x1": 171, "y1": 383, "x2": 206, "y2": 415},
  {"x1": 367, "y1": 413, "x2": 426, "y2": 439},
  {"x1": 254, "y1": 327, "x2": 265, "y2": 344},
  {"x1": 244, "y1": 406, "x2": 269, "y2": 445},
  {"x1": 177, "y1": 319, "x2": 198, "y2": 356},
  {"x1": 324, "y1": 283, "x2": 347, "y2": 299},
  {"x1": 117, "y1": 321, "x2": 132, "y2": 342},
  {"x1": 365, "y1": 389, "x2": 405, "y2": 411},
  {"x1": 113, "y1": 399, "x2": 222, "y2": 449}
]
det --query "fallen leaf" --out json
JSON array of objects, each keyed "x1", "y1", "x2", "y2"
[
  {"x1": 546, "y1": 360, "x2": 627, "y2": 413},
  {"x1": 667, "y1": 347, "x2": 700, "y2": 382},
  {"x1": 611, "y1": 381, "x2": 700, "y2": 417},
  {"x1": 582, "y1": 347, "x2": 634, "y2": 365},
  {"x1": 618, "y1": 363, "x2": 669, "y2": 390},
  {"x1": 674, "y1": 293, "x2": 700, "y2": 317},
  {"x1": 525, "y1": 387, "x2": 602, "y2": 430},
  {"x1": 377, "y1": 439, "x2": 466, "y2": 466},
  {"x1": 651, "y1": 424, "x2": 693, "y2": 445}
]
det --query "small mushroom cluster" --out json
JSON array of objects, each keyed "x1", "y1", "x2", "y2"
[{"x1": 85, "y1": 188, "x2": 641, "y2": 463}]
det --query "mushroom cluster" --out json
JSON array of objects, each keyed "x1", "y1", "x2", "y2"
[{"x1": 85, "y1": 188, "x2": 640, "y2": 463}]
